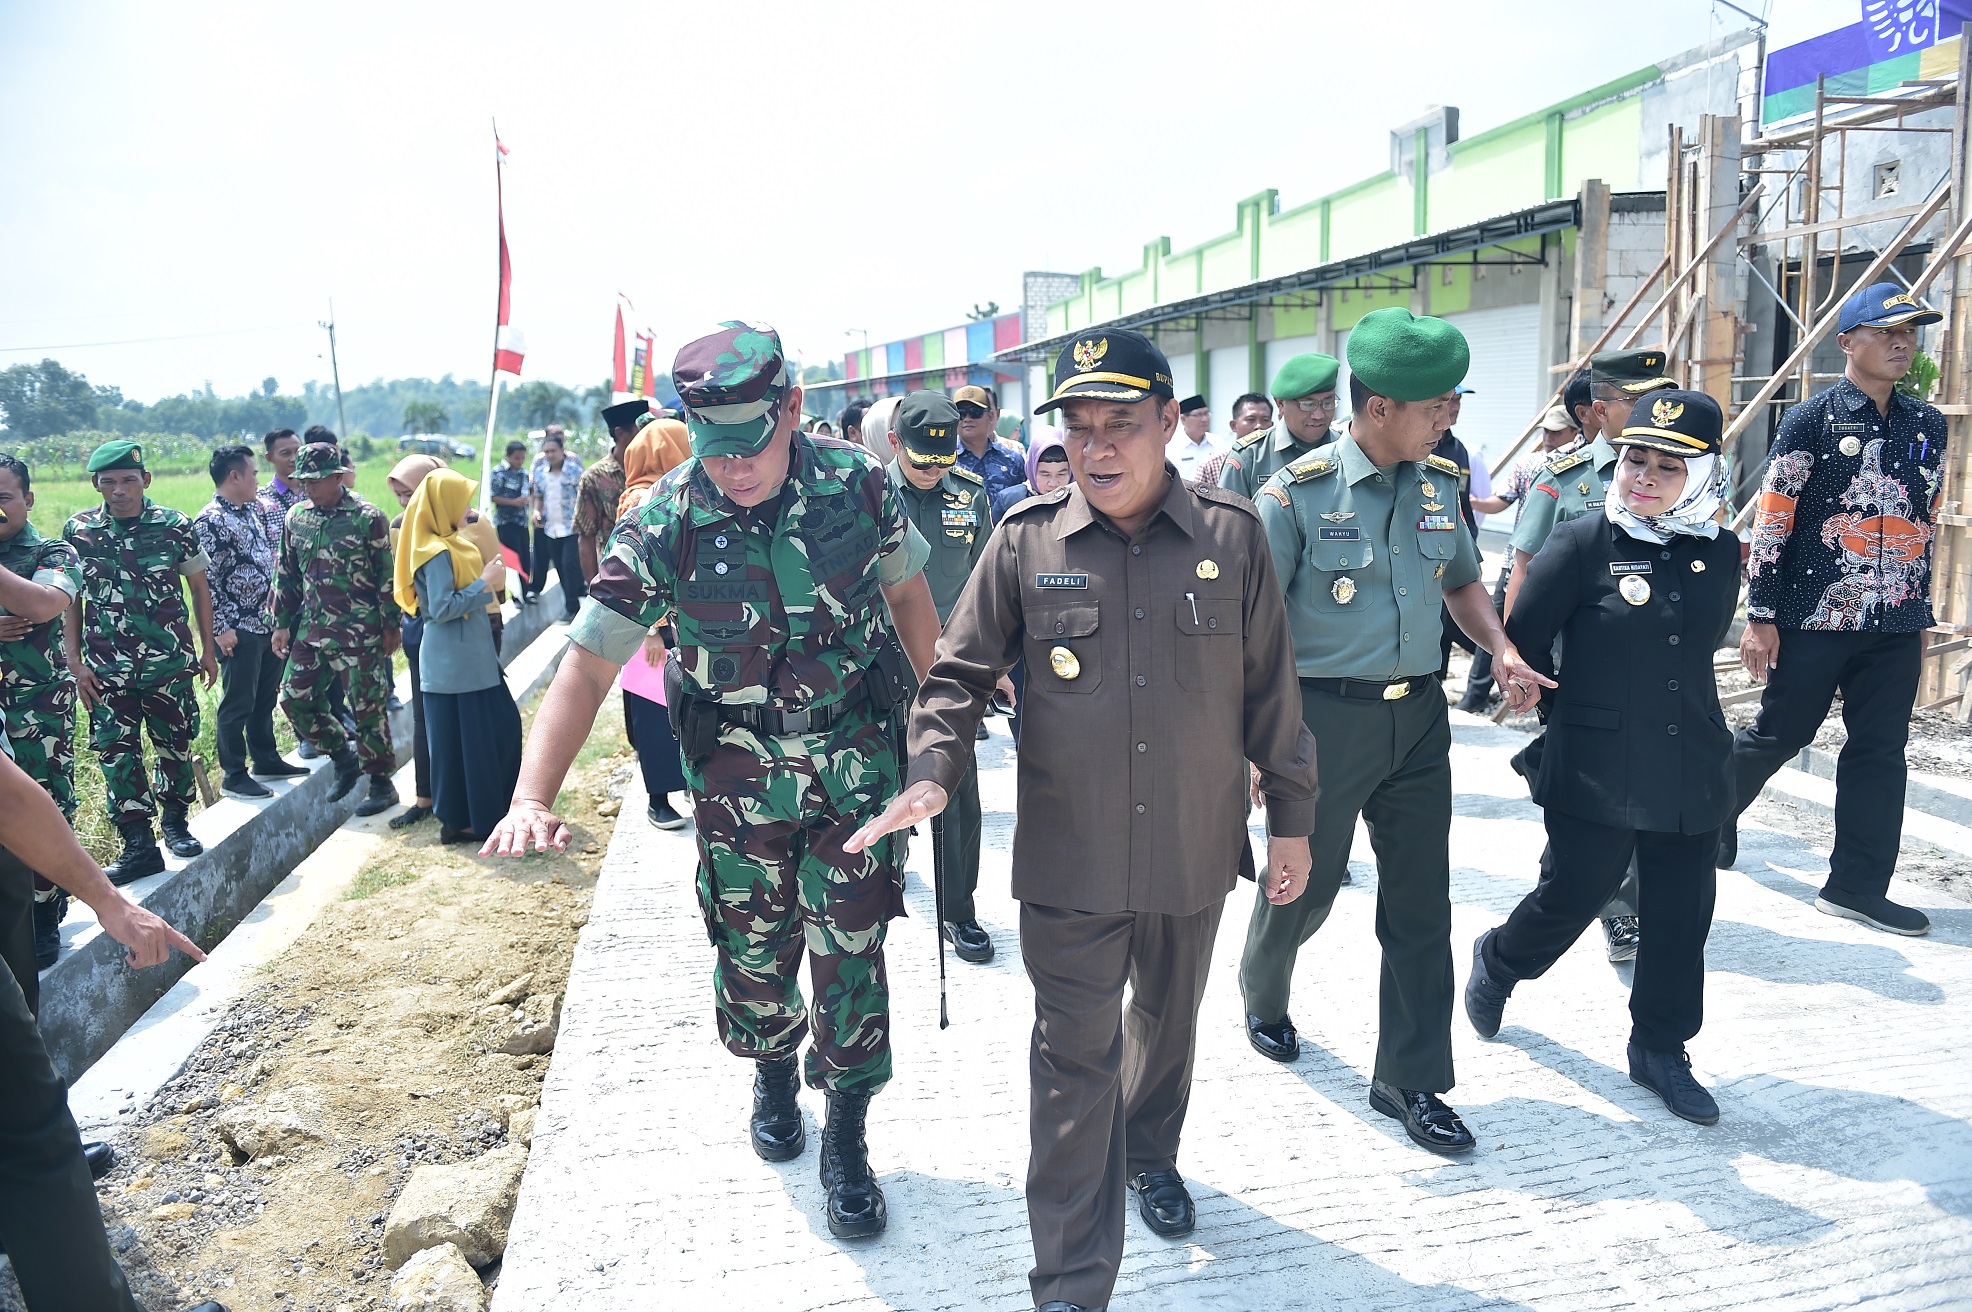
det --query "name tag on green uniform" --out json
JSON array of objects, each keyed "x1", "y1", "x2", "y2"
[
  {"x1": 1585, "y1": 499, "x2": 1605, "y2": 509},
  {"x1": 1036, "y1": 573, "x2": 1087, "y2": 588},
  {"x1": 1609, "y1": 561, "x2": 1652, "y2": 575},
  {"x1": 1317, "y1": 527, "x2": 1361, "y2": 540}
]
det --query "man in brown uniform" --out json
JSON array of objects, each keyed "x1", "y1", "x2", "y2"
[{"x1": 851, "y1": 329, "x2": 1318, "y2": 1312}]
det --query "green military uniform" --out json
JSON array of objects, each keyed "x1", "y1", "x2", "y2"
[
  {"x1": 274, "y1": 444, "x2": 400, "y2": 775},
  {"x1": 1239, "y1": 308, "x2": 1481, "y2": 1108},
  {"x1": 0, "y1": 524, "x2": 83, "y2": 821},
  {"x1": 571, "y1": 323, "x2": 930, "y2": 1099},
  {"x1": 65, "y1": 481, "x2": 209, "y2": 826},
  {"x1": 886, "y1": 392, "x2": 992, "y2": 958},
  {"x1": 1215, "y1": 353, "x2": 1341, "y2": 502}
]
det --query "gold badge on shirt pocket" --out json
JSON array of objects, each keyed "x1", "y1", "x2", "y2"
[
  {"x1": 1050, "y1": 646, "x2": 1081, "y2": 680},
  {"x1": 1196, "y1": 559, "x2": 1219, "y2": 580},
  {"x1": 1619, "y1": 575, "x2": 1652, "y2": 606},
  {"x1": 1331, "y1": 576, "x2": 1357, "y2": 605}
]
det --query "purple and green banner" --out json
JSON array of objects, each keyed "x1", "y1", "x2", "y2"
[{"x1": 1764, "y1": 3, "x2": 1967, "y2": 124}]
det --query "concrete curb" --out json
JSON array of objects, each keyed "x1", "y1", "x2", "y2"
[{"x1": 38, "y1": 584, "x2": 566, "y2": 1083}]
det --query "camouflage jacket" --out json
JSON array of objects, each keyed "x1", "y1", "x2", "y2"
[
  {"x1": 575, "y1": 434, "x2": 928, "y2": 708},
  {"x1": 0, "y1": 523, "x2": 82, "y2": 698},
  {"x1": 65, "y1": 500, "x2": 209, "y2": 685},
  {"x1": 274, "y1": 491, "x2": 401, "y2": 645}
]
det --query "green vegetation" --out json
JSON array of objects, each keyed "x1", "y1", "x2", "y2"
[
  {"x1": 1899, "y1": 349, "x2": 1941, "y2": 402},
  {"x1": 347, "y1": 859, "x2": 422, "y2": 900}
]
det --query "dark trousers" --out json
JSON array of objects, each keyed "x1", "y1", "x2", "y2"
[
  {"x1": 215, "y1": 629, "x2": 285, "y2": 777},
  {"x1": 425, "y1": 684, "x2": 523, "y2": 837},
  {"x1": 624, "y1": 692, "x2": 686, "y2": 799},
  {"x1": 1729, "y1": 629, "x2": 1921, "y2": 900},
  {"x1": 938, "y1": 763, "x2": 983, "y2": 924},
  {"x1": 532, "y1": 529, "x2": 583, "y2": 615},
  {"x1": 1488, "y1": 812, "x2": 1717, "y2": 1052},
  {"x1": 1240, "y1": 681, "x2": 1456, "y2": 1093},
  {"x1": 0, "y1": 850, "x2": 143, "y2": 1312},
  {"x1": 1021, "y1": 896, "x2": 1224, "y2": 1311},
  {"x1": 496, "y1": 522, "x2": 532, "y2": 592},
  {"x1": 406, "y1": 636, "x2": 432, "y2": 802}
]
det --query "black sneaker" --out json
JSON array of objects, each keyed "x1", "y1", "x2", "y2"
[
  {"x1": 221, "y1": 772, "x2": 274, "y2": 800},
  {"x1": 252, "y1": 758, "x2": 311, "y2": 779},
  {"x1": 1815, "y1": 887, "x2": 1930, "y2": 936},
  {"x1": 1628, "y1": 1041, "x2": 1719, "y2": 1124},
  {"x1": 1603, "y1": 916, "x2": 1641, "y2": 962},
  {"x1": 1464, "y1": 930, "x2": 1513, "y2": 1039},
  {"x1": 647, "y1": 795, "x2": 688, "y2": 830}
]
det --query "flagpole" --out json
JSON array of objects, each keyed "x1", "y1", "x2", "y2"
[{"x1": 480, "y1": 117, "x2": 503, "y2": 516}]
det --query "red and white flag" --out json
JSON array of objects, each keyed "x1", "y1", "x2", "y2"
[
  {"x1": 612, "y1": 302, "x2": 629, "y2": 394},
  {"x1": 492, "y1": 136, "x2": 525, "y2": 377}
]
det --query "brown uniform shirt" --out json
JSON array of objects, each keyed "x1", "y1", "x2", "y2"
[{"x1": 906, "y1": 471, "x2": 1320, "y2": 917}]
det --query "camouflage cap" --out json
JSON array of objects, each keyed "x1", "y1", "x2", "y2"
[
  {"x1": 672, "y1": 320, "x2": 791, "y2": 459},
  {"x1": 292, "y1": 441, "x2": 351, "y2": 481},
  {"x1": 86, "y1": 439, "x2": 146, "y2": 473},
  {"x1": 895, "y1": 391, "x2": 961, "y2": 465}
]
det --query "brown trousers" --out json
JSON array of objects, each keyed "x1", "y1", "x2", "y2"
[{"x1": 1020, "y1": 896, "x2": 1225, "y2": 1310}]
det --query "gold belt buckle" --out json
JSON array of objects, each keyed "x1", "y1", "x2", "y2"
[{"x1": 1383, "y1": 680, "x2": 1411, "y2": 701}]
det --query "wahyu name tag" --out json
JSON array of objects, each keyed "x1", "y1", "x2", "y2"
[
  {"x1": 1036, "y1": 573, "x2": 1088, "y2": 589},
  {"x1": 1317, "y1": 527, "x2": 1362, "y2": 540},
  {"x1": 1609, "y1": 560, "x2": 1653, "y2": 575}
]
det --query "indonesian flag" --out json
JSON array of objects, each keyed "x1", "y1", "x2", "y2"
[
  {"x1": 492, "y1": 136, "x2": 525, "y2": 377},
  {"x1": 612, "y1": 303, "x2": 629, "y2": 394}
]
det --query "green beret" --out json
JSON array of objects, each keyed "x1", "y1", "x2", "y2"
[
  {"x1": 1345, "y1": 308, "x2": 1470, "y2": 403},
  {"x1": 1269, "y1": 353, "x2": 1339, "y2": 400},
  {"x1": 86, "y1": 440, "x2": 146, "y2": 474}
]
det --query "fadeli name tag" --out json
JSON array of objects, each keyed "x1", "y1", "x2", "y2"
[
  {"x1": 1609, "y1": 560, "x2": 1653, "y2": 575},
  {"x1": 1036, "y1": 573, "x2": 1088, "y2": 588}
]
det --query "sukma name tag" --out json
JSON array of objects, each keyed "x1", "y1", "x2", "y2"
[{"x1": 1036, "y1": 573, "x2": 1088, "y2": 588}]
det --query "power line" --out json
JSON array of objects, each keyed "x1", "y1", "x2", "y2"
[{"x1": 0, "y1": 324, "x2": 300, "y2": 354}]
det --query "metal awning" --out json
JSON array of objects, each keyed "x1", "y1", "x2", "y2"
[
  {"x1": 998, "y1": 197, "x2": 1584, "y2": 365},
  {"x1": 804, "y1": 356, "x2": 1027, "y2": 396}
]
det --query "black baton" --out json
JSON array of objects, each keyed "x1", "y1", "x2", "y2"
[{"x1": 928, "y1": 814, "x2": 950, "y2": 1029}]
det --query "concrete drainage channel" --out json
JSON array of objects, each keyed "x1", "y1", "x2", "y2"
[{"x1": 38, "y1": 584, "x2": 572, "y2": 1087}]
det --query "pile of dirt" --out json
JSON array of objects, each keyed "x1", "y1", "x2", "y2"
[{"x1": 50, "y1": 710, "x2": 640, "y2": 1312}]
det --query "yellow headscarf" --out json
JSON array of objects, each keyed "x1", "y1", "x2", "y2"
[
  {"x1": 619, "y1": 418, "x2": 693, "y2": 517},
  {"x1": 393, "y1": 468, "x2": 483, "y2": 617}
]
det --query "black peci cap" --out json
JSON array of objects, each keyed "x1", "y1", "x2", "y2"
[{"x1": 1035, "y1": 329, "x2": 1174, "y2": 415}]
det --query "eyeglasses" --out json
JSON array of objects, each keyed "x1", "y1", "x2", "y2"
[
  {"x1": 956, "y1": 404, "x2": 988, "y2": 419},
  {"x1": 1290, "y1": 395, "x2": 1338, "y2": 415}
]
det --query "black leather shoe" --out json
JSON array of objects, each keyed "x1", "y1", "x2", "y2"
[
  {"x1": 389, "y1": 804, "x2": 433, "y2": 830},
  {"x1": 1628, "y1": 1041, "x2": 1719, "y2": 1125},
  {"x1": 750, "y1": 1054, "x2": 806, "y2": 1162},
  {"x1": 220, "y1": 772, "x2": 274, "y2": 800},
  {"x1": 1369, "y1": 1080, "x2": 1475, "y2": 1154},
  {"x1": 1128, "y1": 1168, "x2": 1195, "y2": 1237},
  {"x1": 647, "y1": 795, "x2": 688, "y2": 830},
  {"x1": 943, "y1": 920, "x2": 994, "y2": 964},
  {"x1": 1816, "y1": 887, "x2": 1930, "y2": 936},
  {"x1": 104, "y1": 822, "x2": 165, "y2": 886},
  {"x1": 33, "y1": 892, "x2": 67, "y2": 970},
  {"x1": 1716, "y1": 827, "x2": 1738, "y2": 869},
  {"x1": 159, "y1": 807, "x2": 203, "y2": 858},
  {"x1": 353, "y1": 774, "x2": 400, "y2": 817},
  {"x1": 83, "y1": 1140, "x2": 115, "y2": 1180},
  {"x1": 1245, "y1": 1014, "x2": 1298, "y2": 1062},
  {"x1": 1603, "y1": 916, "x2": 1641, "y2": 962},
  {"x1": 819, "y1": 1091, "x2": 886, "y2": 1238},
  {"x1": 438, "y1": 826, "x2": 477, "y2": 846},
  {"x1": 328, "y1": 748, "x2": 362, "y2": 802},
  {"x1": 252, "y1": 758, "x2": 310, "y2": 779},
  {"x1": 1464, "y1": 931, "x2": 1513, "y2": 1039}
]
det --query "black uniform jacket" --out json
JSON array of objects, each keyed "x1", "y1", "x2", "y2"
[{"x1": 1505, "y1": 514, "x2": 1741, "y2": 835}]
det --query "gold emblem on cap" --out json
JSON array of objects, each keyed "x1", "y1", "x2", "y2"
[
  {"x1": 1049, "y1": 646, "x2": 1081, "y2": 680},
  {"x1": 1071, "y1": 337, "x2": 1109, "y2": 372},
  {"x1": 1651, "y1": 397, "x2": 1685, "y2": 427},
  {"x1": 1691, "y1": 559, "x2": 1706, "y2": 573},
  {"x1": 1195, "y1": 559, "x2": 1219, "y2": 580},
  {"x1": 1839, "y1": 435, "x2": 1863, "y2": 457},
  {"x1": 1419, "y1": 479, "x2": 1437, "y2": 498},
  {"x1": 132, "y1": 445, "x2": 143, "y2": 461},
  {"x1": 1885, "y1": 293, "x2": 1917, "y2": 309},
  {"x1": 1331, "y1": 576, "x2": 1357, "y2": 605},
  {"x1": 1619, "y1": 574, "x2": 1651, "y2": 606}
]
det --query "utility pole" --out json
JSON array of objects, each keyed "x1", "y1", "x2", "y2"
[{"x1": 319, "y1": 302, "x2": 348, "y2": 438}]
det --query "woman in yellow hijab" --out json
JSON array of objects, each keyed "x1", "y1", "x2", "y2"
[
  {"x1": 617, "y1": 417, "x2": 692, "y2": 517},
  {"x1": 395, "y1": 469, "x2": 521, "y2": 844}
]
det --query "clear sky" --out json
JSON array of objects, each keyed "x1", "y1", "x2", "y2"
[{"x1": 0, "y1": 0, "x2": 1864, "y2": 405}]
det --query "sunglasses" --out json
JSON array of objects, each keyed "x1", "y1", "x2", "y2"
[
  {"x1": 956, "y1": 404, "x2": 988, "y2": 419},
  {"x1": 907, "y1": 456, "x2": 953, "y2": 472}
]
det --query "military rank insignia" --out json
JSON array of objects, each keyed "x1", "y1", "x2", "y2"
[{"x1": 1418, "y1": 513, "x2": 1457, "y2": 532}]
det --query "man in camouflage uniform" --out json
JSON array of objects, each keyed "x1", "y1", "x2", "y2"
[
  {"x1": 0, "y1": 455, "x2": 85, "y2": 965},
  {"x1": 483, "y1": 321, "x2": 942, "y2": 1241},
  {"x1": 272, "y1": 442, "x2": 402, "y2": 817},
  {"x1": 1215, "y1": 353, "x2": 1342, "y2": 502},
  {"x1": 61, "y1": 440, "x2": 219, "y2": 884}
]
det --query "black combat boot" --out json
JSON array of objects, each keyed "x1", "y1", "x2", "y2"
[
  {"x1": 159, "y1": 804, "x2": 204, "y2": 858},
  {"x1": 353, "y1": 773, "x2": 399, "y2": 817},
  {"x1": 749, "y1": 1054, "x2": 805, "y2": 1161},
  {"x1": 33, "y1": 890, "x2": 67, "y2": 969},
  {"x1": 103, "y1": 819, "x2": 165, "y2": 886},
  {"x1": 328, "y1": 746, "x2": 363, "y2": 802},
  {"x1": 818, "y1": 1091, "x2": 886, "y2": 1238}
]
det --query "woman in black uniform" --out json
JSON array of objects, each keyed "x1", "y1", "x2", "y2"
[{"x1": 1464, "y1": 390, "x2": 1741, "y2": 1125}]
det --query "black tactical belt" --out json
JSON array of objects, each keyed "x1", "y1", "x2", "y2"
[
  {"x1": 719, "y1": 697, "x2": 853, "y2": 737},
  {"x1": 1300, "y1": 673, "x2": 1438, "y2": 702}
]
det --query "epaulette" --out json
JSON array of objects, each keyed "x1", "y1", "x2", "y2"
[
  {"x1": 948, "y1": 465, "x2": 983, "y2": 485},
  {"x1": 1425, "y1": 453, "x2": 1461, "y2": 475},
  {"x1": 1285, "y1": 452, "x2": 1337, "y2": 483},
  {"x1": 1191, "y1": 483, "x2": 1263, "y2": 520},
  {"x1": 1543, "y1": 450, "x2": 1590, "y2": 475},
  {"x1": 1000, "y1": 486, "x2": 1071, "y2": 518},
  {"x1": 1232, "y1": 426, "x2": 1269, "y2": 451}
]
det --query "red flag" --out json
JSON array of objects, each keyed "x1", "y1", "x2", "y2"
[
  {"x1": 612, "y1": 304, "x2": 629, "y2": 394},
  {"x1": 500, "y1": 544, "x2": 530, "y2": 584},
  {"x1": 492, "y1": 139, "x2": 524, "y2": 377}
]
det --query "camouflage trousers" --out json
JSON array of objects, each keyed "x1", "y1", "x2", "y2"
[
  {"x1": 90, "y1": 673, "x2": 198, "y2": 821},
  {"x1": 687, "y1": 712, "x2": 905, "y2": 1097},
  {"x1": 281, "y1": 637, "x2": 396, "y2": 775},
  {"x1": 1, "y1": 679, "x2": 77, "y2": 821}
]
